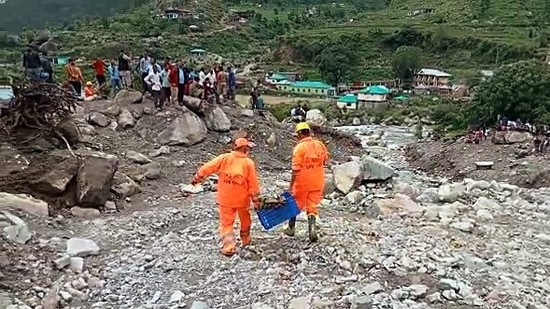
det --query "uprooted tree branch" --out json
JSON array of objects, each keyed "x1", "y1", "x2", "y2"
[{"x1": 0, "y1": 82, "x2": 78, "y2": 156}]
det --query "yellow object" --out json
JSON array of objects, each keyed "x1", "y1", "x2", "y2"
[
  {"x1": 85, "y1": 81, "x2": 93, "y2": 86},
  {"x1": 295, "y1": 122, "x2": 310, "y2": 133}
]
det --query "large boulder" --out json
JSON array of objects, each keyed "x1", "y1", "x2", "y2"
[
  {"x1": 76, "y1": 155, "x2": 118, "y2": 208},
  {"x1": 492, "y1": 131, "x2": 532, "y2": 144},
  {"x1": 118, "y1": 108, "x2": 135, "y2": 129},
  {"x1": 0, "y1": 193, "x2": 49, "y2": 216},
  {"x1": 111, "y1": 172, "x2": 141, "y2": 198},
  {"x1": 437, "y1": 183, "x2": 466, "y2": 203},
  {"x1": 31, "y1": 158, "x2": 79, "y2": 196},
  {"x1": 87, "y1": 112, "x2": 111, "y2": 127},
  {"x1": 305, "y1": 109, "x2": 327, "y2": 129},
  {"x1": 370, "y1": 194, "x2": 423, "y2": 218},
  {"x1": 332, "y1": 161, "x2": 363, "y2": 194},
  {"x1": 157, "y1": 113, "x2": 208, "y2": 146},
  {"x1": 114, "y1": 90, "x2": 143, "y2": 104},
  {"x1": 204, "y1": 106, "x2": 231, "y2": 132},
  {"x1": 360, "y1": 155, "x2": 396, "y2": 181}
]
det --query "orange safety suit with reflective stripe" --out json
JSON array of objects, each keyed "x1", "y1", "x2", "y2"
[
  {"x1": 194, "y1": 151, "x2": 260, "y2": 253},
  {"x1": 291, "y1": 137, "x2": 328, "y2": 216}
]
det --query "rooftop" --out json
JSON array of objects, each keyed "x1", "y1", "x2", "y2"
[
  {"x1": 337, "y1": 94, "x2": 357, "y2": 103},
  {"x1": 190, "y1": 48, "x2": 206, "y2": 53},
  {"x1": 417, "y1": 68, "x2": 451, "y2": 77},
  {"x1": 290, "y1": 81, "x2": 331, "y2": 89}
]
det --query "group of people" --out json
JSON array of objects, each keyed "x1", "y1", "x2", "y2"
[
  {"x1": 191, "y1": 122, "x2": 328, "y2": 256},
  {"x1": 22, "y1": 45, "x2": 53, "y2": 83}
]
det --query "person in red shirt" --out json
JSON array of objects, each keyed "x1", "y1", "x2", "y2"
[{"x1": 91, "y1": 56, "x2": 107, "y2": 91}]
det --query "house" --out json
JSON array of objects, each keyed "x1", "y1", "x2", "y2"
[
  {"x1": 266, "y1": 73, "x2": 289, "y2": 84},
  {"x1": 414, "y1": 68, "x2": 451, "y2": 93},
  {"x1": 157, "y1": 8, "x2": 192, "y2": 19},
  {"x1": 357, "y1": 85, "x2": 391, "y2": 102},
  {"x1": 269, "y1": 71, "x2": 302, "y2": 82},
  {"x1": 228, "y1": 9, "x2": 255, "y2": 23},
  {"x1": 407, "y1": 8, "x2": 435, "y2": 17},
  {"x1": 480, "y1": 70, "x2": 494, "y2": 81},
  {"x1": 339, "y1": 79, "x2": 398, "y2": 93},
  {"x1": 276, "y1": 81, "x2": 335, "y2": 96},
  {"x1": 190, "y1": 48, "x2": 207, "y2": 58},
  {"x1": 336, "y1": 94, "x2": 358, "y2": 109}
]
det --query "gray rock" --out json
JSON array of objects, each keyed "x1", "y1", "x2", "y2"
[
  {"x1": 31, "y1": 158, "x2": 79, "y2": 196},
  {"x1": 438, "y1": 278, "x2": 459, "y2": 291},
  {"x1": 54, "y1": 254, "x2": 71, "y2": 269},
  {"x1": 142, "y1": 162, "x2": 161, "y2": 180},
  {"x1": 204, "y1": 106, "x2": 231, "y2": 132},
  {"x1": 125, "y1": 151, "x2": 152, "y2": 164},
  {"x1": 70, "y1": 207, "x2": 101, "y2": 218},
  {"x1": 426, "y1": 292, "x2": 441, "y2": 303},
  {"x1": 352, "y1": 117, "x2": 361, "y2": 125},
  {"x1": 408, "y1": 284, "x2": 428, "y2": 298},
  {"x1": 180, "y1": 184, "x2": 204, "y2": 194},
  {"x1": 332, "y1": 161, "x2": 362, "y2": 194},
  {"x1": 158, "y1": 113, "x2": 208, "y2": 146},
  {"x1": 69, "y1": 257, "x2": 84, "y2": 273},
  {"x1": 100, "y1": 104, "x2": 121, "y2": 117},
  {"x1": 169, "y1": 291, "x2": 184, "y2": 303},
  {"x1": 360, "y1": 155, "x2": 396, "y2": 181},
  {"x1": 190, "y1": 301, "x2": 209, "y2": 309},
  {"x1": 288, "y1": 294, "x2": 312, "y2": 309},
  {"x1": 438, "y1": 183, "x2": 465, "y2": 202},
  {"x1": 2, "y1": 211, "x2": 31, "y2": 244},
  {"x1": 88, "y1": 112, "x2": 111, "y2": 127},
  {"x1": 66, "y1": 238, "x2": 100, "y2": 257},
  {"x1": 111, "y1": 172, "x2": 141, "y2": 198},
  {"x1": 363, "y1": 281, "x2": 383, "y2": 295},
  {"x1": 0, "y1": 192, "x2": 49, "y2": 216},
  {"x1": 114, "y1": 90, "x2": 143, "y2": 104},
  {"x1": 240, "y1": 109, "x2": 254, "y2": 117},
  {"x1": 149, "y1": 146, "x2": 170, "y2": 157},
  {"x1": 450, "y1": 220, "x2": 474, "y2": 233},
  {"x1": 118, "y1": 108, "x2": 135, "y2": 129},
  {"x1": 305, "y1": 109, "x2": 327, "y2": 128},
  {"x1": 76, "y1": 155, "x2": 118, "y2": 208},
  {"x1": 417, "y1": 187, "x2": 439, "y2": 203}
]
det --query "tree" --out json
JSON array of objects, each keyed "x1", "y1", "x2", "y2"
[
  {"x1": 391, "y1": 45, "x2": 423, "y2": 88},
  {"x1": 314, "y1": 44, "x2": 362, "y2": 86},
  {"x1": 471, "y1": 60, "x2": 550, "y2": 125}
]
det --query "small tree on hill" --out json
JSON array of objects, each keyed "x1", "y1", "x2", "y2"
[
  {"x1": 315, "y1": 44, "x2": 362, "y2": 86},
  {"x1": 391, "y1": 45, "x2": 423, "y2": 88},
  {"x1": 471, "y1": 60, "x2": 550, "y2": 125}
]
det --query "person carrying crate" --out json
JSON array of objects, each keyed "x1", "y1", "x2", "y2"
[
  {"x1": 191, "y1": 138, "x2": 261, "y2": 256},
  {"x1": 285, "y1": 122, "x2": 329, "y2": 242}
]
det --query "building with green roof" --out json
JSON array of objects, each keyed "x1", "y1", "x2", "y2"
[
  {"x1": 276, "y1": 80, "x2": 334, "y2": 96},
  {"x1": 357, "y1": 85, "x2": 391, "y2": 103},
  {"x1": 336, "y1": 94, "x2": 358, "y2": 109}
]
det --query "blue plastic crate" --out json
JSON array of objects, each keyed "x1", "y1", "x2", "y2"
[{"x1": 257, "y1": 191, "x2": 301, "y2": 230}]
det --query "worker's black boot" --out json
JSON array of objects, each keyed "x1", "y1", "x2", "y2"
[
  {"x1": 308, "y1": 215, "x2": 318, "y2": 242},
  {"x1": 283, "y1": 217, "x2": 296, "y2": 237}
]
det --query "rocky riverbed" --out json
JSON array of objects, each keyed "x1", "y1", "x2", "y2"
[{"x1": 1, "y1": 115, "x2": 549, "y2": 309}]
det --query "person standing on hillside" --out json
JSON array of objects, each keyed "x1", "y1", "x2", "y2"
[
  {"x1": 118, "y1": 50, "x2": 132, "y2": 89},
  {"x1": 284, "y1": 122, "x2": 329, "y2": 242},
  {"x1": 191, "y1": 138, "x2": 261, "y2": 256},
  {"x1": 176, "y1": 60, "x2": 188, "y2": 105},
  {"x1": 159, "y1": 65, "x2": 171, "y2": 105},
  {"x1": 227, "y1": 66, "x2": 236, "y2": 101},
  {"x1": 91, "y1": 56, "x2": 107, "y2": 92},
  {"x1": 22, "y1": 45, "x2": 42, "y2": 82},
  {"x1": 216, "y1": 67, "x2": 228, "y2": 101},
  {"x1": 144, "y1": 65, "x2": 162, "y2": 110},
  {"x1": 66, "y1": 58, "x2": 84, "y2": 97},
  {"x1": 138, "y1": 54, "x2": 151, "y2": 95},
  {"x1": 108, "y1": 59, "x2": 122, "y2": 96}
]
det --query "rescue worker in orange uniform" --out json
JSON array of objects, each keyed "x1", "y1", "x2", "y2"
[
  {"x1": 191, "y1": 138, "x2": 261, "y2": 256},
  {"x1": 285, "y1": 122, "x2": 329, "y2": 242}
]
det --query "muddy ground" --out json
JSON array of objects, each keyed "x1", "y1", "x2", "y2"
[{"x1": 405, "y1": 138, "x2": 550, "y2": 188}]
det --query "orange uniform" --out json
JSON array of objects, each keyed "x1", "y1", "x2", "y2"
[
  {"x1": 84, "y1": 86, "x2": 96, "y2": 98},
  {"x1": 192, "y1": 142, "x2": 260, "y2": 255},
  {"x1": 291, "y1": 136, "x2": 329, "y2": 216}
]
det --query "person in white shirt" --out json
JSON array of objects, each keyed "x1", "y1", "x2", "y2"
[
  {"x1": 198, "y1": 68, "x2": 206, "y2": 86},
  {"x1": 144, "y1": 65, "x2": 162, "y2": 110}
]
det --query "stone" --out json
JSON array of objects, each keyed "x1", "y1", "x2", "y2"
[
  {"x1": 100, "y1": 104, "x2": 121, "y2": 117},
  {"x1": 408, "y1": 284, "x2": 428, "y2": 298},
  {"x1": 363, "y1": 281, "x2": 383, "y2": 295},
  {"x1": 149, "y1": 146, "x2": 170, "y2": 157},
  {"x1": 66, "y1": 238, "x2": 100, "y2": 257},
  {"x1": 265, "y1": 132, "x2": 277, "y2": 147},
  {"x1": 111, "y1": 172, "x2": 141, "y2": 198},
  {"x1": 288, "y1": 294, "x2": 312, "y2": 309},
  {"x1": 114, "y1": 89, "x2": 143, "y2": 104},
  {"x1": 417, "y1": 188, "x2": 439, "y2": 203},
  {"x1": 352, "y1": 117, "x2": 361, "y2": 125},
  {"x1": 190, "y1": 301, "x2": 209, "y2": 309},
  {"x1": 372, "y1": 194, "x2": 423, "y2": 217},
  {"x1": 180, "y1": 184, "x2": 204, "y2": 194},
  {"x1": 305, "y1": 109, "x2": 327, "y2": 128},
  {"x1": 88, "y1": 112, "x2": 111, "y2": 127},
  {"x1": 141, "y1": 162, "x2": 161, "y2": 180},
  {"x1": 0, "y1": 192, "x2": 49, "y2": 216},
  {"x1": 393, "y1": 180, "x2": 421, "y2": 199},
  {"x1": 475, "y1": 209, "x2": 494, "y2": 221},
  {"x1": 492, "y1": 130, "x2": 532, "y2": 144},
  {"x1": 450, "y1": 220, "x2": 474, "y2": 232},
  {"x1": 438, "y1": 278, "x2": 459, "y2": 291},
  {"x1": 204, "y1": 106, "x2": 231, "y2": 132},
  {"x1": 2, "y1": 211, "x2": 31, "y2": 244},
  {"x1": 438, "y1": 183, "x2": 465, "y2": 203},
  {"x1": 54, "y1": 254, "x2": 71, "y2": 269},
  {"x1": 31, "y1": 157, "x2": 79, "y2": 196},
  {"x1": 473, "y1": 196, "x2": 502, "y2": 211},
  {"x1": 360, "y1": 155, "x2": 396, "y2": 181},
  {"x1": 69, "y1": 257, "x2": 84, "y2": 273},
  {"x1": 426, "y1": 292, "x2": 441, "y2": 303},
  {"x1": 345, "y1": 191, "x2": 364, "y2": 204},
  {"x1": 157, "y1": 113, "x2": 208, "y2": 146},
  {"x1": 70, "y1": 207, "x2": 101, "y2": 218},
  {"x1": 117, "y1": 108, "x2": 135, "y2": 129},
  {"x1": 241, "y1": 109, "x2": 254, "y2": 117},
  {"x1": 104, "y1": 201, "x2": 117, "y2": 211},
  {"x1": 125, "y1": 151, "x2": 152, "y2": 164},
  {"x1": 332, "y1": 161, "x2": 363, "y2": 194},
  {"x1": 76, "y1": 156, "x2": 118, "y2": 208},
  {"x1": 169, "y1": 291, "x2": 184, "y2": 303}
]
